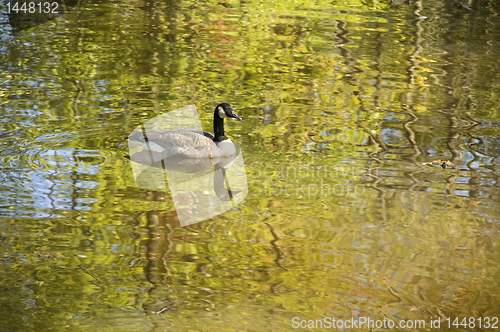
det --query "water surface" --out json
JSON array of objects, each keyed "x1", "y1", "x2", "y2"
[{"x1": 1, "y1": 0, "x2": 500, "y2": 331}]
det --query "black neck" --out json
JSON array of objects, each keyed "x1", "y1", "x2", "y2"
[{"x1": 213, "y1": 111, "x2": 227, "y2": 142}]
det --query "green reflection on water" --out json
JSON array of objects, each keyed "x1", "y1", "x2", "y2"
[{"x1": 1, "y1": 0, "x2": 500, "y2": 330}]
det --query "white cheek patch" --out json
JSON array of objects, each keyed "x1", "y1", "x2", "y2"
[{"x1": 217, "y1": 106, "x2": 227, "y2": 118}]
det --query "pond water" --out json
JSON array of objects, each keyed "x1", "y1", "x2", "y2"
[{"x1": 1, "y1": 0, "x2": 500, "y2": 331}]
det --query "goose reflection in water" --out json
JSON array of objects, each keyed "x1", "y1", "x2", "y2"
[{"x1": 128, "y1": 150, "x2": 243, "y2": 202}]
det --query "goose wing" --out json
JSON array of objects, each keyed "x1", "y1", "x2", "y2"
[{"x1": 129, "y1": 129, "x2": 216, "y2": 158}]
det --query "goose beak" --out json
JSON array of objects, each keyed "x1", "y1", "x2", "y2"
[{"x1": 232, "y1": 112, "x2": 242, "y2": 121}]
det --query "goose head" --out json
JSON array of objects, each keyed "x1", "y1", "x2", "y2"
[
  {"x1": 216, "y1": 103, "x2": 242, "y2": 121},
  {"x1": 213, "y1": 103, "x2": 242, "y2": 142}
]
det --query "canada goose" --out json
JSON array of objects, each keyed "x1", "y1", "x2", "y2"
[{"x1": 127, "y1": 103, "x2": 242, "y2": 159}]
